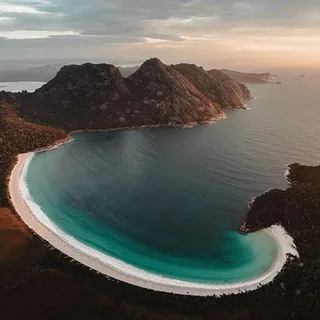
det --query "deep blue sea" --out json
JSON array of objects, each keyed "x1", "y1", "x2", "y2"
[{"x1": 26, "y1": 75, "x2": 320, "y2": 283}]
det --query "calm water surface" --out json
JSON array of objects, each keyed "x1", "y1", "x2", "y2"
[{"x1": 0, "y1": 81, "x2": 45, "y2": 92}]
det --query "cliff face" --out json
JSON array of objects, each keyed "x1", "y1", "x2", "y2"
[
  {"x1": 6, "y1": 58, "x2": 251, "y2": 131},
  {"x1": 172, "y1": 64, "x2": 250, "y2": 110},
  {"x1": 207, "y1": 69, "x2": 252, "y2": 107}
]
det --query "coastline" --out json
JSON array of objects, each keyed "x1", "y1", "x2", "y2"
[
  {"x1": 69, "y1": 112, "x2": 227, "y2": 135},
  {"x1": 241, "y1": 188, "x2": 276, "y2": 233},
  {"x1": 36, "y1": 136, "x2": 73, "y2": 153},
  {"x1": 8, "y1": 151, "x2": 299, "y2": 297},
  {"x1": 284, "y1": 166, "x2": 292, "y2": 185}
]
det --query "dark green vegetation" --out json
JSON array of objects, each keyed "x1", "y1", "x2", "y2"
[
  {"x1": 0, "y1": 60, "x2": 319, "y2": 319},
  {"x1": 0, "y1": 93, "x2": 67, "y2": 207},
  {"x1": 240, "y1": 166, "x2": 320, "y2": 318}
]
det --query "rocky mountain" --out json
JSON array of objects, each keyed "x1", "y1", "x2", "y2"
[
  {"x1": 17, "y1": 63, "x2": 133, "y2": 130},
  {"x1": 171, "y1": 64, "x2": 251, "y2": 109},
  {"x1": 219, "y1": 69, "x2": 271, "y2": 84},
  {"x1": 3, "y1": 58, "x2": 252, "y2": 131},
  {"x1": 127, "y1": 58, "x2": 222, "y2": 126}
]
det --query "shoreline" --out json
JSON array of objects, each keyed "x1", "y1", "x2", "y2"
[
  {"x1": 8, "y1": 151, "x2": 299, "y2": 297},
  {"x1": 36, "y1": 136, "x2": 73, "y2": 153},
  {"x1": 69, "y1": 112, "x2": 228, "y2": 135}
]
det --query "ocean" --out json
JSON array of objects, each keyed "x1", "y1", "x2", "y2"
[
  {"x1": 0, "y1": 81, "x2": 45, "y2": 93},
  {"x1": 25, "y1": 75, "x2": 320, "y2": 284}
]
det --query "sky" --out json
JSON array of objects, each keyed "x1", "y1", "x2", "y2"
[{"x1": 0, "y1": 0, "x2": 319, "y2": 71}]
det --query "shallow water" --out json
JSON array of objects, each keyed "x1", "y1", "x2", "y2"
[{"x1": 26, "y1": 75, "x2": 320, "y2": 283}]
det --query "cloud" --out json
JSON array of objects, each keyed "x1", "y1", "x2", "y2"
[
  {"x1": 0, "y1": 0, "x2": 320, "y2": 69},
  {"x1": 0, "y1": 3, "x2": 47, "y2": 14},
  {"x1": 4, "y1": 0, "x2": 320, "y2": 38},
  {"x1": 0, "y1": 30, "x2": 79, "y2": 39}
]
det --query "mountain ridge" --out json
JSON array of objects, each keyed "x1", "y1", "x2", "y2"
[{"x1": 6, "y1": 57, "x2": 252, "y2": 131}]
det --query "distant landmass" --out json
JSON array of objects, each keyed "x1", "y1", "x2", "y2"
[
  {"x1": 117, "y1": 66, "x2": 140, "y2": 78},
  {"x1": 0, "y1": 61, "x2": 275, "y2": 85},
  {"x1": 218, "y1": 69, "x2": 273, "y2": 84},
  {"x1": 0, "y1": 64, "x2": 63, "y2": 82}
]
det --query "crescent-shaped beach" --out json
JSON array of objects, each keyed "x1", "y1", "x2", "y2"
[{"x1": 9, "y1": 152, "x2": 299, "y2": 296}]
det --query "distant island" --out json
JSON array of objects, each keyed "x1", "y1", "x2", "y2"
[{"x1": 217, "y1": 69, "x2": 273, "y2": 84}]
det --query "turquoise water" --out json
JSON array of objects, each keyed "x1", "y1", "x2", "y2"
[{"x1": 26, "y1": 75, "x2": 320, "y2": 283}]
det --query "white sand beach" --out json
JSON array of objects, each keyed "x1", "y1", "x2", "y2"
[{"x1": 9, "y1": 152, "x2": 299, "y2": 296}]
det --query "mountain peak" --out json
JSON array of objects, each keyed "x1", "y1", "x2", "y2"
[
  {"x1": 128, "y1": 58, "x2": 170, "y2": 84},
  {"x1": 36, "y1": 62, "x2": 126, "y2": 97},
  {"x1": 142, "y1": 57, "x2": 164, "y2": 68},
  {"x1": 56, "y1": 63, "x2": 120, "y2": 79},
  {"x1": 136, "y1": 58, "x2": 167, "y2": 75}
]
